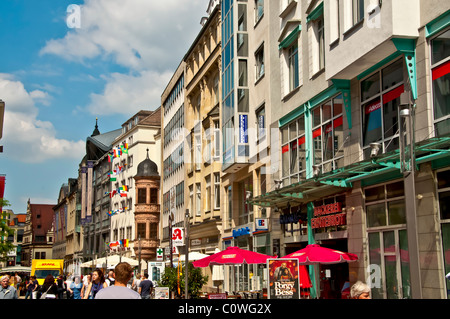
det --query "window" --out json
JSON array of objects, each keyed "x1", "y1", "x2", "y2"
[
  {"x1": 365, "y1": 181, "x2": 410, "y2": 299},
  {"x1": 150, "y1": 223, "x2": 158, "y2": 239},
  {"x1": 150, "y1": 188, "x2": 158, "y2": 204},
  {"x1": 281, "y1": 115, "x2": 306, "y2": 185},
  {"x1": 361, "y1": 59, "x2": 404, "y2": 159},
  {"x1": 239, "y1": 176, "x2": 253, "y2": 225},
  {"x1": 196, "y1": 183, "x2": 201, "y2": 217},
  {"x1": 255, "y1": 0, "x2": 264, "y2": 24},
  {"x1": 214, "y1": 121, "x2": 221, "y2": 159},
  {"x1": 256, "y1": 106, "x2": 266, "y2": 141},
  {"x1": 289, "y1": 43, "x2": 299, "y2": 91},
  {"x1": 352, "y1": 0, "x2": 364, "y2": 25},
  {"x1": 137, "y1": 223, "x2": 146, "y2": 239},
  {"x1": 214, "y1": 173, "x2": 221, "y2": 210},
  {"x1": 431, "y1": 29, "x2": 450, "y2": 137},
  {"x1": 205, "y1": 175, "x2": 211, "y2": 212},
  {"x1": 226, "y1": 186, "x2": 233, "y2": 229},
  {"x1": 138, "y1": 188, "x2": 146, "y2": 204},
  {"x1": 312, "y1": 94, "x2": 345, "y2": 173},
  {"x1": 255, "y1": 44, "x2": 265, "y2": 80},
  {"x1": 318, "y1": 16, "x2": 325, "y2": 71}
]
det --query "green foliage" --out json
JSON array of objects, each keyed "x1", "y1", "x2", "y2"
[
  {"x1": 0, "y1": 198, "x2": 15, "y2": 262},
  {"x1": 158, "y1": 262, "x2": 208, "y2": 299}
]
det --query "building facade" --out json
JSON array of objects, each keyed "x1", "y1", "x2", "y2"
[
  {"x1": 21, "y1": 200, "x2": 55, "y2": 266},
  {"x1": 110, "y1": 109, "x2": 161, "y2": 262},
  {"x1": 161, "y1": 62, "x2": 186, "y2": 261},
  {"x1": 249, "y1": 0, "x2": 450, "y2": 299},
  {"x1": 80, "y1": 121, "x2": 121, "y2": 265}
]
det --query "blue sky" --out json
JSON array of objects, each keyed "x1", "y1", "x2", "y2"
[{"x1": 0, "y1": 0, "x2": 208, "y2": 213}]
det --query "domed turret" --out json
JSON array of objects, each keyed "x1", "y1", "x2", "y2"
[{"x1": 136, "y1": 148, "x2": 159, "y2": 177}]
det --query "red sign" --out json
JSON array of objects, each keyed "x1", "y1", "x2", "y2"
[{"x1": 311, "y1": 202, "x2": 346, "y2": 229}]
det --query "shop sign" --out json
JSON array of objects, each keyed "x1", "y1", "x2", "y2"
[
  {"x1": 311, "y1": 202, "x2": 346, "y2": 229},
  {"x1": 255, "y1": 218, "x2": 268, "y2": 231},
  {"x1": 233, "y1": 226, "x2": 251, "y2": 238},
  {"x1": 172, "y1": 227, "x2": 184, "y2": 246},
  {"x1": 279, "y1": 211, "x2": 302, "y2": 224}
]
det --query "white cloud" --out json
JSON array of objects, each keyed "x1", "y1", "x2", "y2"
[
  {"x1": 0, "y1": 75, "x2": 85, "y2": 163},
  {"x1": 40, "y1": 0, "x2": 209, "y2": 116},
  {"x1": 87, "y1": 70, "x2": 172, "y2": 115},
  {"x1": 40, "y1": 0, "x2": 207, "y2": 72}
]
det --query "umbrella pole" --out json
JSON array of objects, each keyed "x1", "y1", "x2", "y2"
[{"x1": 307, "y1": 203, "x2": 317, "y2": 299}]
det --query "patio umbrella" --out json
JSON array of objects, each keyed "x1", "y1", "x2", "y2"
[
  {"x1": 283, "y1": 244, "x2": 358, "y2": 265},
  {"x1": 193, "y1": 246, "x2": 273, "y2": 267},
  {"x1": 173, "y1": 251, "x2": 209, "y2": 262},
  {"x1": 80, "y1": 255, "x2": 139, "y2": 268},
  {"x1": 0, "y1": 265, "x2": 32, "y2": 273}
]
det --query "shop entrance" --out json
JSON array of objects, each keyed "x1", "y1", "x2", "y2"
[{"x1": 317, "y1": 240, "x2": 349, "y2": 299}]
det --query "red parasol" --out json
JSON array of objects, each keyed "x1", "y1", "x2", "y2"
[
  {"x1": 193, "y1": 246, "x2": 274, "y2": 267},
  {"x1": 283, "y1": 244, "x2": 358, "y2": 265}
]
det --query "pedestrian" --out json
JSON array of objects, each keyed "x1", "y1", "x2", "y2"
[
  {"x1": 138, "y1": 273, "x2": 153, "y2": 299},
  {"x1": 57, "y1": 275, "x2": 66, "y2": 299},
  {"x1": 95, "y1": 262, "x2": 141, "y2": 299},
  {"x1": 350, "y1": 281, "x2": 371, "y2": 299},
  {"x1": 81, "y1": 274, "x2": 91, "y2": 299},
  {"x1": 38, "y1": 274, "x2": 58, "y2": 299},
  {"x1": 25, "y1": 275, "x2": 38, "y2": 299},
  {"x1": 14, "y1": 272, "x2": 22, "y2": 293},
  {"x1": 83, "y1": 268, "x2": 107, "y2": 299},
  {"x1": 105, "y1": 270, "x2": 115, "y2": 286},
  {"x1": 0, "y1": 275, "x2": 18, "y2": 299},
  {"x1": 133, "y1": 273, "x2": 142, "y2": 292},
  {"x1": 68, "y1": 276, "x2": 83, "y2": 299}
]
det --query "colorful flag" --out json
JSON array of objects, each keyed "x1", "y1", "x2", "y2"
[
  {"x1": 122, "y1": 239, "x2": 129, "y2": 247},
  {"x1": 108, "y1": 170, "x2": 117, "y2": 181}
]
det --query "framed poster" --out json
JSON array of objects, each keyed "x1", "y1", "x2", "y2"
[{"x1": 267, "y1": 258, "x2": 300, "y2": 299}]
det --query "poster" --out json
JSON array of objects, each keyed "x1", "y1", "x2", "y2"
[
  {"x1": 154, "y1": 287, "x2": 170, "y2": 299},
  {"x1": 267, "y1": 258, "x2": 300, "y2": 299}
]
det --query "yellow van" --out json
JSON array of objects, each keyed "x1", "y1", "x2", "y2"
[{"x1": 31, "y1": 259, "x2": 64, "y2": 285}]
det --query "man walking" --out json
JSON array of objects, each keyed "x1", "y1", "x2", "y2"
[
  {"x1": 105, "y1": 270, "x2": 115, "y2": 286},
  {"x1": 94, "y1": 262, "x2": 141, "y2": 299},
  {"x1": 0, "y1": 276, "x2": 18, "y2": 299},
  {"x1": 138, "y1": 273, "x2": 153, "y2": 299}
]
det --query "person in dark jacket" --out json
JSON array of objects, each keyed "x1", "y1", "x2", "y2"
[{"x1": 38, "y1": 274, "x2": 58, "y2": 299}]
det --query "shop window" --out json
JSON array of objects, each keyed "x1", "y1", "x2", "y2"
[
  {"x1": 311, "y1": 94, "x2": 345, "y2": 174},
  {"x1": 431, "y1": 29, "x2": 450, "y2": 137},
  {"x1": 361, "y1": 59, "x2": 404, "y2": 159},
  {"x1": 365, "y1": 180, "x2": 410, "y2": 299},
  {"x1": 437, "y1": 169, "x2": 450, "y2": 299}
]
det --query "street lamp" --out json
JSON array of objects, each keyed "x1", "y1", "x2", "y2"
[
  {"x1": 185, "y1": 209, "x2": 190, "y2": 299},
  {"x1": 399, "y1": 89, "x2": 422, "y2": 299}
]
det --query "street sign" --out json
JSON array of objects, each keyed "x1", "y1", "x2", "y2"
[
  {"x1": 172, "y1": 227, "x2": 184, "y2": 246},
  {"x1": 156, "y1": 247, "x2": 163, "y2": 261}
]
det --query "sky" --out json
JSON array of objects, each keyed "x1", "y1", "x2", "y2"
[{"x1": 0, "y1": 0, "x2": 209, "y2": 213}]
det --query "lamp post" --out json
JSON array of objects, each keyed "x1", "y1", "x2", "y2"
[
  {"x1": 169, "y1": 213, "x2": 173, "y2": 268},
  {"x1": 399, "y1": 90, "x2": 422, "y2": 299},
  {"x1": 185, "y1": 209, "x2": 190, "y2": 299}
]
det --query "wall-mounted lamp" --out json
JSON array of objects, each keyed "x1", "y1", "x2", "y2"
[
  {"x1": 370, "y1": 142, "x2": 381, "y2": 158},
  {"x1": 312, "y1": 165, "x2": 321, "y2": 178},
  {"x1": 274, "y1": 179, "x2": 283, "y2": 190}
]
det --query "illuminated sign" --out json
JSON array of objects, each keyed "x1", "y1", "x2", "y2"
[{"x1": 311, "y1": 202, "x2": 346, "y2": 229}]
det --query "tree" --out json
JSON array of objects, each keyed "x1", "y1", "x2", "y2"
[
  {"x1": 0, "y1": 198, "x2": 15, "y2": 262},
  {"x1": 158, "y1": 262, "x2": 208, "y2": 299}
]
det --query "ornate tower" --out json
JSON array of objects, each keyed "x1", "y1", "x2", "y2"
[{"x1": 133, "y1": 149, "x2": 160, "y2": 261}]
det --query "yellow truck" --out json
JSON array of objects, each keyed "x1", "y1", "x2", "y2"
[{"x1": 31, "y1": 259, "x2": 64, "y2": 285}]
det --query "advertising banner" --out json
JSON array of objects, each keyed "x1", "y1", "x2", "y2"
[{"x1": 267, "y1": 258, "x2": 300, "y2": 299}]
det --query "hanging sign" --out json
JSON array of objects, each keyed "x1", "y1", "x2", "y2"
[{"x1": 172, "y1": 227, "x2": 184, "y2": 246}]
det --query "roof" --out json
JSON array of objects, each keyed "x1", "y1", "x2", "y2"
[
  {"x1": 140, "y1": 107, "x2": 161, "y2": 127},
  {"x1": 86, "y1": 128, "x2": 122, "y2": 160}
]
